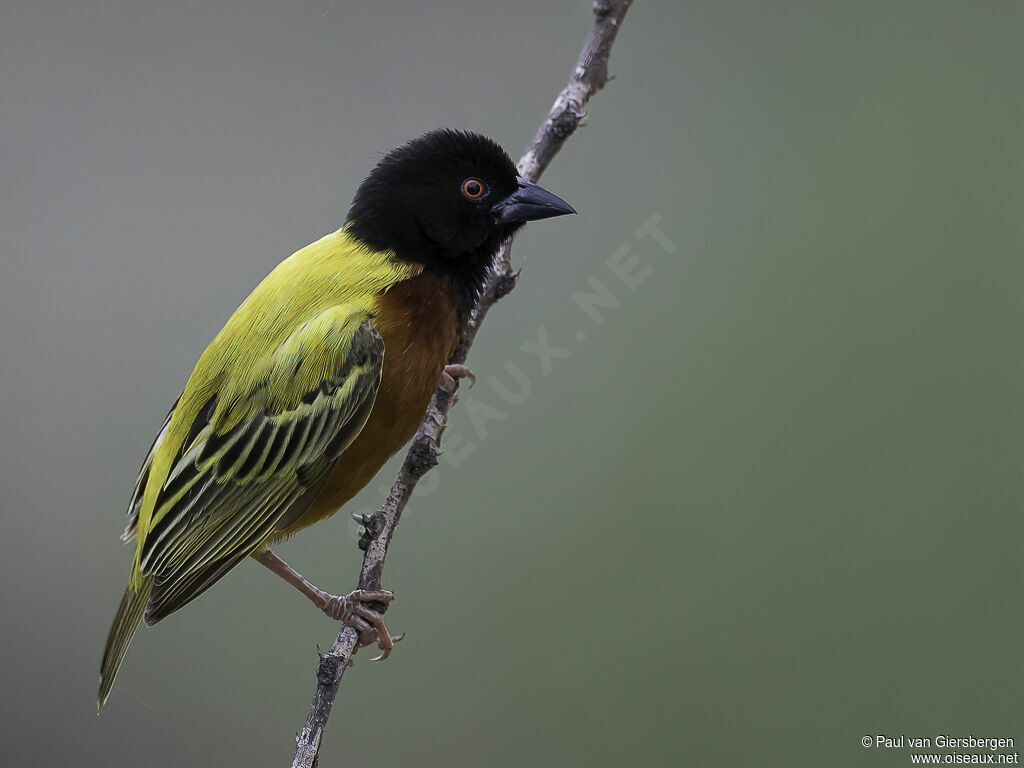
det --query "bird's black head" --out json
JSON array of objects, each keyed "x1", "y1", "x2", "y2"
[{"x1": 346, "y1": 130, "x2": 574, "y2": 302}]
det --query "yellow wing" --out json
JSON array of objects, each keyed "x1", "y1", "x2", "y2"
[
  {"x1": 135, "y1": 305, "x2": 383, "y2": 623},
  {"x1": 100, "y1": 228, "x2": 422, "y2": 710},
  {"x1": 122, "y1": 399, "x2": 176, "y2": 543}
]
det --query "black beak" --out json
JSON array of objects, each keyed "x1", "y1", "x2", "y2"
[{"x1": 491, "y1": 177, "x2": 576, "y2": 223}]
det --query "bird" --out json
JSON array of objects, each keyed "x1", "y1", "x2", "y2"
[{"x1": 98, "y1": 129, "x2": 574, "y2": 711}]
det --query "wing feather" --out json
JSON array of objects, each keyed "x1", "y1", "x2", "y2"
[
  {"x1": 122, "y1": 399, "x2": 178, "y2": 542},
  {"x1": 134, "y1": 310, "x2": 384, "y2": 621}
]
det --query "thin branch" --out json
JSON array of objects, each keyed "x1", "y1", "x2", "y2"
[{"x1": 291, "y1": 2, "x2": 633, "y2": 765}]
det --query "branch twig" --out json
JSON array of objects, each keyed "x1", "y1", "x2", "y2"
[{"x1": 291, "y1": 3, "x2": 633, "y2": 765}]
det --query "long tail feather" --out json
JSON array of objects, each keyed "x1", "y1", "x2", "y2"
[{"x1": 98, "y1": 575, "x2": 153, "y2": 712}]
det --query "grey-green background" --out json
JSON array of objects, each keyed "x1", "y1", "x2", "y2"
[{"x1": 1, "y1": 1, "x2": 1020, "y2": 766}]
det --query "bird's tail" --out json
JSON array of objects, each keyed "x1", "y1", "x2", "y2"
[{"x1": 98, "y1": 574, "x2": 153, "y2": 712}]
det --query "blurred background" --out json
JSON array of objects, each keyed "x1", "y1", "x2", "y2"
[{"x1": 1, "y1": 1, "x2": 1020, "y2": 766}]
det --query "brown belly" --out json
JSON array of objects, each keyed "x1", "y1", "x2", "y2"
[{"x1": 270, "y1": 270, "x2": 459, "y2": 539}]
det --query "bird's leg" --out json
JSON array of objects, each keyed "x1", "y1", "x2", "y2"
[
  {"x1": 252, "y1": 548, "x2": 401, "y2": 660},
  {"x1": 439, "y1": 363, "x2": 476, "y2": 393}
]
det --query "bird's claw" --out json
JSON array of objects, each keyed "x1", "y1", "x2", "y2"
[
  {"x1": 320, "y1": 589, "x2": 402, "y2": 661},
  {"x1": 369, "y1": 632, "x2": 405, "y2": 662},
  {"x1": 445, "y1": 363, "x2": 476, "y2": 386},
  {"x1": 439, "y1": 363, "x2": 476, "y2": 393}
]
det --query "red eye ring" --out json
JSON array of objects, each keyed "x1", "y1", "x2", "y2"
[{"x1": 461, "y1": 178, "x2": 486, "y2": 200}]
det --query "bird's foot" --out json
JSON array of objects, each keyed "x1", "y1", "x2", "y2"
[
  {"x1": 439, "y1": 363, "x2": 476, "y2": 393},
  {"x1": 318, "y1": 589, "x2": 403, "y2": 661}
]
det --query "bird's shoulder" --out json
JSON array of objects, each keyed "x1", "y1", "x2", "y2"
[{"x1": 173, "y1": 227, "x2": 419, "y2": 427}]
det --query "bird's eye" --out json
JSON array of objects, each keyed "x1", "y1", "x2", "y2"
[{"x1": 461, "y1": 178, "x2": 486, "y2": 200}]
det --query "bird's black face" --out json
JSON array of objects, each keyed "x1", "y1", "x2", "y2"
[{"x1": 346, "y1": 130, "x2": 574, "y2": 300}]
